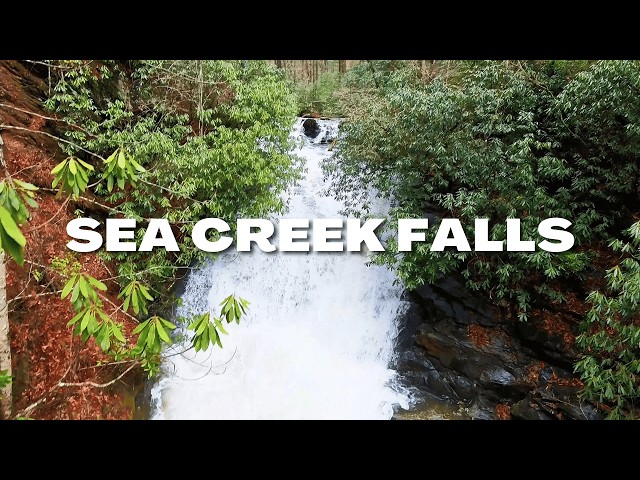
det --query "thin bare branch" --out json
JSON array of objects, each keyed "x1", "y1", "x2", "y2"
[
  {"x1": 0, "y1": 124, "x2": 106, "y2": 160},
  {"x1": 0, "y1": 103, "x2": 95, "y2": 137},
  {"x1": 58, "y1": 362, "x2": 138, "y2": 388}
]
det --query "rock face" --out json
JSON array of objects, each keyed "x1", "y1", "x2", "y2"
[
  {"x1": 302, "y1": 118, "x2": 321, "y2": 138},
  {"x1": 394, "y1": 275, "x2": 601, "y2": 420}
]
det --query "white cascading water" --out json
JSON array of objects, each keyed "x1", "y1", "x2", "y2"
[{"x1": 151, "y1": 119, "x2": 412, "y2": 419}]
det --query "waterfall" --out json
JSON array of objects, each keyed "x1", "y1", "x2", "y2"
[{"x1": 150, "y1": 118, "x2": 412, "y2": 419}]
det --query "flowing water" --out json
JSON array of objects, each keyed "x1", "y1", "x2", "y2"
[{"x1": 151, "y1": 118, "x2": 412, "y2": 419}]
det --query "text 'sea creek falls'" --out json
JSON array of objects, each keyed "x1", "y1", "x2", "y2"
[{"x1": 66, "y1": 216, "x2": 575, "y2": 253}]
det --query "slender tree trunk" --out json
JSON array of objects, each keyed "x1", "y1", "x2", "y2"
[
  {"x1": 197, "y1": 60, "x2": 204, "y2": 136},
  {"x1": 338, "y1": 60, "x2": 347, "y2": 74},
  {"x1": 0, "y1": 134, "x2": 12, "y2": 420},
  {"x1": 366, "y1": 60, "x2": 380, "y2": 88},
  {"x1": 0, "y1": 252, "x2": 10, "y2": 420}
]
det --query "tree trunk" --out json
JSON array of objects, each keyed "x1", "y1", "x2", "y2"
[
  {"x1": 0, "y1": 134, "x2": 12, "y2": 420},
  {"x1": 338, "y1": 60, "x2": 347, "y2": 74},
  {"x1": 0, "y1": 252, "x2": 10, "y2": 419}
]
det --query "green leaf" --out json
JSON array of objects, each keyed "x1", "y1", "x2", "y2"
[
  {"x1": 121, "y1": 282, "x2": 133, "y2": 296},
  {"x1": 0, "y1": 206, "x2": 26, "y2": 246},
  {"x1": 66, "y1": 309, "x2": 86, "y2": 327},
  {"x1": 76, "y1": 158, "x2": 94, "y2": 170},
  {"x1": 51, "y1": 160, "x2": 67, "y2": 175},
  {"x1": 23, "y1": 196, "x2": 38, "y2": 209},
  {"x1": 156, "y1": 320, "x2": 172, "y2": 344},
  {"x1": 87, "y1": 276, "x2": 108, "y2": 291},
  {"x1": 105, "y1": 151, "x2": 118, "y2": 164},
  {"x1": 208, "y1": 322, "x2": 218, "y2": 346},
  {"x1": 78, "y1": 276, "x2": 89, "y2": 298},
  {"x1": 80, "y1": 311, "x2": 92, "y2": 331},
  {"x1": 214, "y1": 317, "x2": 228, "y2": 335},
  {"x1": 137, "y1": 324, "x2": 149, "y2": 347},
  {"x1": 132, "y1": 319, "x2": 150, "y2": 335},
  {"x1": 160, "y1": 318, "x2": 176, "y2": 330},
  {"x1": 14, "y1": 180, "x2": 38, "y2": 191},
  {"x1": 129, "y1": 157, "x2": 146, "y2": 173},
  {"x1": 61, "y1": 276, "x2": 75, "y2": 299},
  {"x1": 201, "y1": 323, "x2": 209, "y2": 347},
  {"x1": 196, "y1": 316, "x2": 208, "y2": 335},
  {"x1": 112, "y1": 323, "x2": 126, "y2": 343},
  {"x1": 147, "y1": 323, "x2": 157, "y2": 347},
  {"x1": 131, "y1": 290, "x2": 139, "y2": 313},
  {"x1": 117, "y1": 150, "x2": 126, "y2": 169},
  {"x1": 138, "y1": 284, "x2": 154, "y2": 301},
  {"x1": 0, "y1": 227, "x2": 24, "y2": 265}
]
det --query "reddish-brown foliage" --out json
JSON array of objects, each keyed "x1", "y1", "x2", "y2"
[
  {"x1": 525, "y1": 361, "x2": 545, "y2": 386},
  {"x1": 495, "y1": 403, "x2": 511, "y2": 420},
  {"x1": 468, "y1": 324, "x2": 490, "y2": 348}
]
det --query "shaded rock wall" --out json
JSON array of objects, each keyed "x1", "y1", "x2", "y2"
[{"x1": 395, "y1": 275, "x2": 601, "y2": 420}]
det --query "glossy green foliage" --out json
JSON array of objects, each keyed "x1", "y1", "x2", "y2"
[
  {"x1": 51, "y1": 156, "x2": 94, "y2": 196},
  {"x1": 118, "y1": 280, "x2": 153, "y2": 315},
  {"x1": 103, "y1": 148, "x2": 145, "y2": 192},
  {"x1": 576, "y1": 221, "x2": 640, "y2": 419},
  {"x1": 0, "y1": 179, "x2": 38, "y2": 265},
  {"x1": 187, "y1": 294, "x2": 249, "y2": 352},
  {"x1": 61, "y1": 272, "x2": 107, "y2": 310},
  {"x1": 45, "y1": 60, "x2": 302, "y2": 292},
  {"x1": 61, "y1": 271, "x2": 127, "y2": 351},
  {"x1": 53, "y1": 259, "x2": 123, "y2": 352},
  {"x1": 132, "y1": 316, "x2": 176, "y2": 351},
  {"x1": 326, "y1": 60, "x2": 638, "y2": 320}
]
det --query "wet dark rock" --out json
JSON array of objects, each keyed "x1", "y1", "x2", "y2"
[
  {"x1": 468, "y1": 397, "x2": 498, "y2": 420},
  {"x1": 555, "y1": 399, "x2": 602, "y2": 420},
  {"x1": 511, "y1": 398, "x2": 554, "y2": 420},
  {"x1": 539, "y1": 366, "x2": 554, "y2": 385},
  {"x1": 515, "y1": 319, "x2": 578, "y2": 369},
  {"x1": 302, "y1": 118, "x2": 320, "y2": 138},
  {"x1": 396, "y1": 272, "x2": 599, "y2": 420},
  {"x1": 480, "y1": 367, "x2": 516, "y2": 387},
  {"x1": 450, "y1": 375, "x2": 476, "y2": 401}
]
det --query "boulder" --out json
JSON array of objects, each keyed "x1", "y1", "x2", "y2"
[{"x1": 302, "y1": 118, "x2": 320, "y2": 138}]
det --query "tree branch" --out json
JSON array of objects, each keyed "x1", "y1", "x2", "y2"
[
  {"x1": 0, "y1": 102, "x2": 95, "y2": 137},
  {"x1": 0, "y1": 124, "x2": 106, "y2": 160},
  {"x1": 13, "y1": 361, "x2": 138, "y2": 418},
  {"x1": 57, "y1": 362, "x2": 138, "y2": 389}
]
